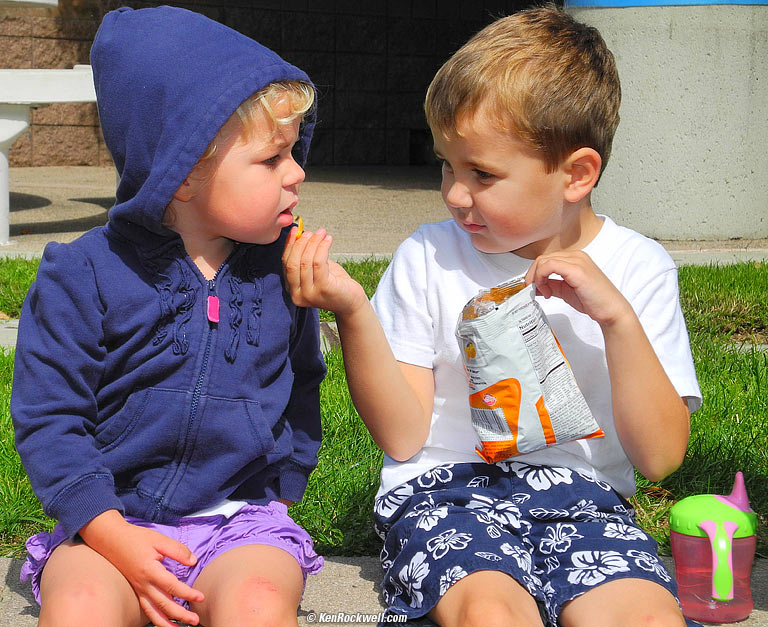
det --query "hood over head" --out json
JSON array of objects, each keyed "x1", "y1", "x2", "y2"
[{"x1": 91, "y1": 6, "x2": 315, "y2": 238}]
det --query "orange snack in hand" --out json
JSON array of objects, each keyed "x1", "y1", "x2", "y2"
[{"x1": 295, "y1": 216, "x2": 304, "y2": 237}]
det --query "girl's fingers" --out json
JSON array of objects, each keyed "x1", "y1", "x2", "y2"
[{"x1": 141, "y1": 593, "x2": 200, "y2": 627}]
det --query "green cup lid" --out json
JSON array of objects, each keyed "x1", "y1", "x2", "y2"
[{"x1": 669, "y1": 494, "x2": 757, "y2": 538}]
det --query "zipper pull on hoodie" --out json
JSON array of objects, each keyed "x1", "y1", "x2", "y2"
[{"x1": 206, "y1": 280, "x2": 220, "y2": 324}]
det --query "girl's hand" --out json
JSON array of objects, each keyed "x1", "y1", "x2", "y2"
[
  {"x1": 282, "y1": 226, "x2": 368, "y2": 317},
  {"x1": 525, "y1": 250, "x2": 634, "y2": 328},
  {"x1": 79, "y1": 510, "x2": 204, "y2": 627}
]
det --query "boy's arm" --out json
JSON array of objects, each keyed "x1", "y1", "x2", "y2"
[
  {"x1": 526, "y1": 251, "x2": 690, "y2": 481},
  {"x1": 283, "y1": 228, "x2": 432, "y2": 461}
]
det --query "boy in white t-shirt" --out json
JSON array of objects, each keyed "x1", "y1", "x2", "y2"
[{"x1": 284, "y1": 6, "x2": 701, "y2": 626}]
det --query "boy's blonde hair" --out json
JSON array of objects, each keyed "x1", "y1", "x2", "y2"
[{"x1": 425, "y1": 5, "x2": 620, "y2": 178}]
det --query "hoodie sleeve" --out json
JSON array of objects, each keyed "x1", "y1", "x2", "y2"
[
  {"x1": 11, "y1": 243, "x2": 124, "y2": 538},
  {"x1": 278, "y1": 304, "x2": 326, "y2": 502}
]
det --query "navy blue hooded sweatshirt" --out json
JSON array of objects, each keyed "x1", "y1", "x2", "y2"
[{"x1": 11, "y1": 6, "x2": 325, "y2": 538}]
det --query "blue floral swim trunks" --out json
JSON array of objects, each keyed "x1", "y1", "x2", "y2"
[{"x1": 373, "y1": 461, "x2": 698, "y2": 626}]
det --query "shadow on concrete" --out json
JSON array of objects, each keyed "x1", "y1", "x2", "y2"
[
  {"x1": 70, "y1": 197, "x2": 114, "y2": 211},
  {"x1": 3, "y1": 558, "x2": 39, "y2": 621},
  {"x1": 305, "y1": 165, "x2": 442, "y2": 191},
  {"x1": 9, "y1": 195, "x2": 111, "y2": 237},
  {"x1": 10, "y1": 213, "x2": 108, "y2": 237},
  {"x1": 9, "y1": 192, "x2": 51, "y2": 211}
]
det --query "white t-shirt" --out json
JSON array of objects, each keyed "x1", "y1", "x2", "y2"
[{"x1": 371, "y1": 216, "x2": 701, "y2": 499}]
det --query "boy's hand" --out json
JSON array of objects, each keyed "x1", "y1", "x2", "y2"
[
  {"x1": 525, "y1": 250, "x2": 633, "y2": 328},
  {"x1": 79, "y1": 510, "x2": 204, "y2": 627},
  {"x1": 283, "y1": 226, "x2": 368, "y2": 317}
]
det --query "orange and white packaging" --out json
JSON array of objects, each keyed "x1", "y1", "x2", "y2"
[{"x1": 455, "y1": 278, "x2": 604, "y2": 464}]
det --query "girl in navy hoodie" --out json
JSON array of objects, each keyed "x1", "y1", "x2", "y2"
[{"x1": 11, "y1": 7, "x2": 325, "y2": 627}]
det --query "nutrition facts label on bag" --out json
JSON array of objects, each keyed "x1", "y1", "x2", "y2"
[{"x1": 513, "y1": 297, "x2": 594, "y2": 439}]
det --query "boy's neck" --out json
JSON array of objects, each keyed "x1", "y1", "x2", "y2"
[{"x1": 515, "y1": 202, "x2": 603, "y2": 259}]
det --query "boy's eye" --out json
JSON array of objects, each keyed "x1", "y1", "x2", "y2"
[
  {"x1": 262, "y1": 155, "x2": 280, "y2": 166},
  {"x1": 474, "y1": 169, "x2": 494, "y2": 180}
]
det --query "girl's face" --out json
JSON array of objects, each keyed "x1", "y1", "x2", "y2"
[
  {"x1": 433, "y1": 111, "x2": 572, "y2": 259},
  {"x1": 171, "y1": 97, "x2": 305, "y2": 246}
]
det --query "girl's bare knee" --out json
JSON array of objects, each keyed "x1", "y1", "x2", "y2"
[
  {"x1": 204, "y1": 577, "x2": 299, "y2": 627},
  {"x1": 39, "y1": 585, "x2": 139, "y2": 627}
]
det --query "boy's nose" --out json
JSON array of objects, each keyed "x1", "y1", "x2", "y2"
[{"x1": 444, "y1": 179, "x2": 472, "y2": 209}]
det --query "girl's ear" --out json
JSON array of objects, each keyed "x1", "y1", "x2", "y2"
[
  {"x1": 172, "y1": 177, "x2": 196, "y2": 203},
  {"x1": 563, "y1": 147, "x2": 602, "y2": 203}
]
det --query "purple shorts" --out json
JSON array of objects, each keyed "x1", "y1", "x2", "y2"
[{"x1": 20, "y1": 501, "x2": 323, "y2": 605}]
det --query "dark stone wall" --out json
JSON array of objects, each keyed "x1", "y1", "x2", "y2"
[{"x1": 5, "y1": 0, "x2": 536, "y2": 167}]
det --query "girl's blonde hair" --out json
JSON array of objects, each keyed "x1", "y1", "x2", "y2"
[
  {"x1": 198, "y1": 80, "x2": 315, "y2": 165},
  {"x1": 425, "y1": 5, "x2": 620, "y2": 179}
]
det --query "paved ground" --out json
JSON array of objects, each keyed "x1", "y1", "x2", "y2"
[
  {"x1": 1, "y1": 166, "x2": 767, "y2": 626},
  {"x1": 4, "y1": 165, "x2": 768, "y2": 263}
]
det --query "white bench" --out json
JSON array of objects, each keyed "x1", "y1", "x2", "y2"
[{"x1": 0, "y1": 64, "x2": 97, "y2": 245}]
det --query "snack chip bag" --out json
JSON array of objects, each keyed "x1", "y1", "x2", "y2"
[{"x1": 456, "y1": 277, "x2": 604, "y2": 463}]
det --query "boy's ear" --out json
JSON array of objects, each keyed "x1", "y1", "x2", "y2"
[{"x1": 563, "y1": 147, "x2": 602, "y2": 203}]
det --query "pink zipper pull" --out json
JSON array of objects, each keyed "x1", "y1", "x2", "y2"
[{"x1": 207, "y1": 295, "x2": 220, "y2": 323}]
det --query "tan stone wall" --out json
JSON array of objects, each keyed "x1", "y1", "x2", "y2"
[
  {"x1": 3, "y1": 0, "x2": 534, "y2": 167},
  {"x1": 2, "y1": 0, "x2": 111, "y2": 167}
]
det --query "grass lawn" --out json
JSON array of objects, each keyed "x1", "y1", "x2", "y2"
[{"x1": 0, "y1": 257, "x2": 766, "y2": 559}]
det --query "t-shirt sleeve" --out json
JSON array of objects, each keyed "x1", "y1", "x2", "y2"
[
  {"x1": 371, "y1": 231, "x2": 435, "y2": 369},
  {"x1": 627, "y1": 263, "x2": 703, "y2": 413}
]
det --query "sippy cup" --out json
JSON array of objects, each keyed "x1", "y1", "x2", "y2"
[{"x1": 669, "y1": 472, "x2": 757, "y2": 623}]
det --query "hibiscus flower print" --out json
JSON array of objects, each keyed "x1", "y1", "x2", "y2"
[
  {"x1": 603, "y1": 522, "x2": 647, "y2": 541},
  {"x1": 539, "y1": 523, "x2": 584, "y2": 555},
  {"x1": 466, "y1": 494, "x2": 522, "y2": 528},
  {"x1": 376, "y1": 483, "x2": 414, "y2": 518},
  {"x1": 404, "y1": 497, "x2": 435, "y2": 519},
  {"x1": 416, "y1": 506, "x2": 449, "y2": 531},
  {"x1": 509, "y1": 463, "x2": 573, "y2": 491},
  {"x1": 426, "y1": 528, "x2": 472, "y2": 560},
  {"x1": 566, "y1": 551, "x2": 630, "y2": 587},
  {"x1": 570, "y1": 499, "x2": 606, "y2": 522},
  {"x1": 627, "y1": 550, "x2": 672, "y2": 582},
  {"x1": 417, "y1": 464, "x2": 455, "y2": 488},
  {"x1": 500, "y1": 542, "x2": 533, "y2": 573},
  {"x1": 439, "y1": 565, "x2": 468, "y2": 595},
  {"x1": 398, "y1": 551, "x2": 431, "y2": 608}
]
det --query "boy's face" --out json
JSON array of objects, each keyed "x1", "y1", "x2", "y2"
[
  {"x1": 177, "y1": 98, "x2": 304, "y2": 246},
  {"x1": 433, "y1": 110, "x2": 572, "y2": 259}
]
